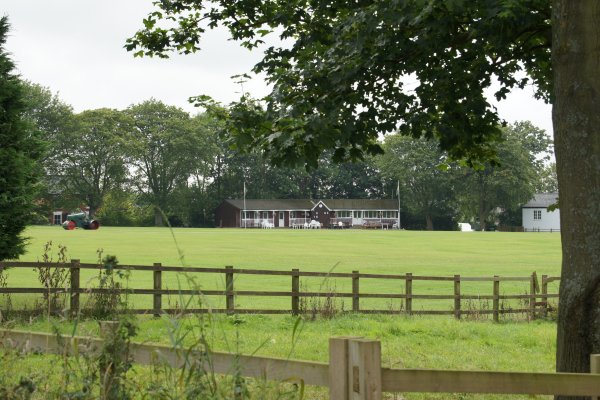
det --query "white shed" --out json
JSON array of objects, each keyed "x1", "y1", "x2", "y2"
[{"x1": 522, "y1": 193, "x2": 560, "y2": 232}]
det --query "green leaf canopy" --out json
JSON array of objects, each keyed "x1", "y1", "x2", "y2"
[{"x1": 126, "y1": 0, "x2": 551, "y2": 168}]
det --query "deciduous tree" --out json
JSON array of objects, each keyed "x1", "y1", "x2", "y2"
[
  {"x1": 127, "y1": 0, "x2": 550, "y2": 168},
  {"x1": 20, "y1": 81, "x2": 73, "y2": 147},
  {"x1": 379, "y1": 135, "x2": 456, "y2": 230},
  {"x1": 125, "y1": 100, "x2": 200, "y2": 226},
  {"x1": 553, "y1": 2, "x2": 600, "y2": 388},
  {"x1": 457, "y1": 122, "x2": 550, "y2": 230},
  {"x1": 53, "y1": 109, "x2": 130, "y2": 217},
  {"x1": 536, "y1": 163, "x2": 558, "y2": 194},
  {"x1": 19, "y1": 81, "x2": 74, "y2": 219},
  {"x1": 318, "y1": 154, "x2": 383, "y2": 199}
]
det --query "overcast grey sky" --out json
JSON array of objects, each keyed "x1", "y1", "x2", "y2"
[{"x1": 3, "y1": 0, "x2": 553, "y2": 135}]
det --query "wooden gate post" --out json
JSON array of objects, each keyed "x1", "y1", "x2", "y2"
[
  {"x1": 405, "y1": 273, "x2": 413, "y2": 315},
  {"x1": 225, "y1": 266, "x2": 235, "y2": 314},
  {"x1": 454, "y1": 275, "x2": 461, "y2": 320},
  {"x1": 348, "y1": 338, "x2": 382, "y2": 400},
  {"x1": 153, "y1": 263, "x2": 162, "y2": 317},
  {"x1": 590, "y1": 354, "x2": 600, "y2": 400},
  {"x1": 329, "y1": 337, "x2": 351, "y2": 400},
  {"x1": 530, "y1": 272, "x2": 538, "y2": 320},
  {"x1": 329, "y1": 337, "x2": 382, "y2": 400},
  {"x1": 352, "y1": 271, "x2": 360, "y2": 312},
  {"x1": 292, "y1": 268, "x2": 300, "y2": 316},
  {"x1": 493, "y1": 276, "x2": 500, "y2": 322},
  {"x1": 70, "y1": 259, "x2": 80, "y2": 318},
  {"x1": 541, "y1": 274, "x2": 548, "y2": 318}
]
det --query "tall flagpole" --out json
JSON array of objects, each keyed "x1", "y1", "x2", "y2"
[
  {"x1": 243, "y1": 181, "x2": 247, "y2": 229},
  {"x1": 397, "y1": 180, "x2": 401, "y2": 229}
]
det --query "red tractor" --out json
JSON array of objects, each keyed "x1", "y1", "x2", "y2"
[{"x1": 62, "y1": 212, "x2": 100, "y2": 230}]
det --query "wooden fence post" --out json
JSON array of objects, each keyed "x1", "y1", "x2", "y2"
[
  {"x1": 153, "y1": 263, "x2": 162, "y2": 318},
  {"x1": 292, "y1": 268, "x2": 300, "y2": 316},
  {"x1": 347, "y1": 338, "x2": 382, "y2": 400},
  {"x1": 530, "y1": 272, "x2": 538, "y2": 320},
  {"x1": 590, "y1": 354, "x2": 600, "y2": 400},
  {"x1": 454, "y1": 275, "x2": 461, "y2": 320},
  {"x1": 541, "y1": 274, "x2": 548, "y2": 318},
  {"x1": 70, "y1": 259, "x2": 80, "y2": 318},
  {"x1": 352, "y1": 271, "x2": 360, "y2": 312},
  {"x1": 405, "y1": 273, "x2": 412, "y2": 315},
  {"x1": 225, "y1": 266, "x2": 235, "y2": 314},
  {"x1": 493, "y1": 276, "x2": 500, "y2": 322},
  {"x1": 99, "y1": 321, "x2": 121, "y2": 399},
  {"x1": 329, "y1": 337, "x2": 350, "y2": 400}
]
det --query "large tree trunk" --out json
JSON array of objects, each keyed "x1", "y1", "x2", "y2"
[
  {"x1": 88, "y1": 200, "x2": 100, "y2": 219},
  {"x1": 154, "y1": 207, "x2": 164, "y2": 227},
  {"x1": 85, "y1": 194, "x2": 99, "y2": 219},
  {"x1": 478, "y1": 201, "x2": 487, "y2": 232},
  {"x1": 553, "y1": 2, "x2": 600, "y2": 399},
  {"x1": 425, "y1": 214, "x2": 434, "y2": 231}
]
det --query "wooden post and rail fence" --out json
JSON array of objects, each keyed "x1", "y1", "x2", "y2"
[
  {"x1": 0, "y1": 328, "x2": 599, "y2": 399},
  {"x1": 0, "y1": 261, "x2": 560, "y2": 320}
]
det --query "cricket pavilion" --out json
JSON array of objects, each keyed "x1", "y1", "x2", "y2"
[{"x1": 215, "y1": 199, "x2": 400, "y2": 229}]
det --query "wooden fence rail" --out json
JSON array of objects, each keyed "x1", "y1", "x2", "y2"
[
  {"x1": 0, "y1": 261, "x2": 560, "y2": 320},
  {"x1": 0, "y1": 329, "x2": 598, "y2": 399}
]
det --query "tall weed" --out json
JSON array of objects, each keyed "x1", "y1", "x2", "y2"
[
  {"x1": 35, "y1": 241, "x2": 69, "y2": 316},
  {"x1": 84, "y1": 250, "x2": 130, "y2": 320}
]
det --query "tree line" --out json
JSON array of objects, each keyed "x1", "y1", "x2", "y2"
[{"x1": 19, "y1": 81, "x2": 555, "y2": 230}]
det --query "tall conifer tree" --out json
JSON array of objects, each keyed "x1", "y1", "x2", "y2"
[{"x1": 0, "y1": 17, "x2": 42, "y2": 261}]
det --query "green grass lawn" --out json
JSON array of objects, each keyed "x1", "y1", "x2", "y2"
[
  {"x1": 20, "y1": 226, "x2": 561, "y2": 273},
  {"x1": 17, "y1": 313, "x2": 557, "y2": 371},
  {"x1": 0, "y1": 226, "x2": 561, "y2": 310},
  {"x1": 4, "y1": 226, "x2": 562, "y2": 312},
  {"x1": 5, "y1": 314, "x2": 557, "y2": 399}
]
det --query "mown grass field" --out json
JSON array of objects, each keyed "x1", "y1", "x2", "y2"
[
  {"x1": 9, "y1": 226, "x2": 562, "y2": 311},
  {"x1": 2, "y1": 226, "x2": 563, "y2": 398},
  {"x1": 20, "y1": 226, "x2": 561, "y2": 273}
]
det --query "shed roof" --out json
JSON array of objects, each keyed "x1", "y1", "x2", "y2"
[
  {"x1": 221, "y1": 198, "x2": 399, "y2": 210},
  {"x1": 317, "y1": 199, "x2": 398, "y2": 210},
  {"x1": 522, "y1": 193, "x2": 559, "y2": 208},
  {"x1": 223, "y1": 199, "x2": 314, "y2": 210}
]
